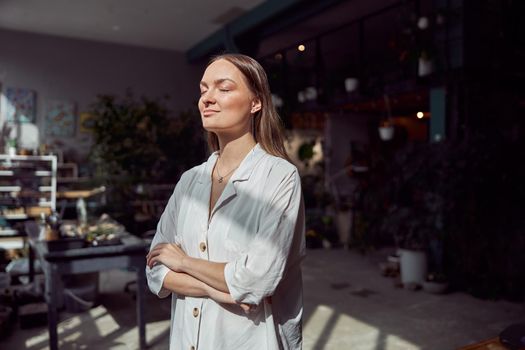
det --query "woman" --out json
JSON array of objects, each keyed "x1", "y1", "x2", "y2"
[{"x1": 146, "y1": 54, "x2": 305, "y2": 350}]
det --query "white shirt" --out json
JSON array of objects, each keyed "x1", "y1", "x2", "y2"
[{"x1": 146, "y1": 144, "x2": 305, "y2": 350}]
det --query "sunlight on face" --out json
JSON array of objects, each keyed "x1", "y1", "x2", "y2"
[{"x1": 198, "y1": 59, "x2": 256, "y2": 135}]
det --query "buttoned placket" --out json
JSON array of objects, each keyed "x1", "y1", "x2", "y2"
[
  {"x1": 191, "y1": 216, "x2": 210, "y2": 350},
  {"x1": 189, "y1": 147, "x2": 261, "y2": 350}
]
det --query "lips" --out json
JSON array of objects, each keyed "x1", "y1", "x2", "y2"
[{"x1": 202, "y1": 109, "x2": 219, "y2": 116}]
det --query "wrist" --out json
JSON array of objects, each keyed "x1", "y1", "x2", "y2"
[
  {"x1": 180, "y1": 256, "x2": 190, "y2": 272},
  {"x1": 204, "y1": 284, "x2": 215, "y2": 299}
]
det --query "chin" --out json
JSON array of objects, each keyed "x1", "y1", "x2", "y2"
[{"x1": 202, "y1": 120, "x2": 220, "y2": 132}]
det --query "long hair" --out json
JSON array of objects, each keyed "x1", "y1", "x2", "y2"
[{"x1": 205, "y1": 54, "x2": 290, "y2": 162}]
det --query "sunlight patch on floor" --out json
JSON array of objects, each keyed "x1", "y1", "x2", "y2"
[
  {"x1": 91, "y1": 306, "x2": 120, "y2": 337},
  {"x1": 303, "y1": 304, "x2": 420, "y2": 350}
]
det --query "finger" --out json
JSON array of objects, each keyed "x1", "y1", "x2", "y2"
[
  {"x1": 148, "y1": 256, "x2": 161, "y2": 268},
  {"x1": 240, "y1": 304, "x2": 251, "y2": 314},
  {"x1": 147, "y1": 250, "x2": 162, "y2": 267}
]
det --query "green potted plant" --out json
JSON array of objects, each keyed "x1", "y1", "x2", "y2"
[{"x1": 88, "y1": 91, "x2": 205, "y2": 229}]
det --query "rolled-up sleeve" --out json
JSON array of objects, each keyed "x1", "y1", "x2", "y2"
[
  {"x1": 224, "y1": 167, "x2": 304, "y2": 305},
  {"x1": 146, "y1": 186, "x2": 180, "y2": 298}
]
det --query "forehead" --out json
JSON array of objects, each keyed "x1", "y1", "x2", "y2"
[{"x1": 201, "y1": 59, "x2": 246, "y2": 84}]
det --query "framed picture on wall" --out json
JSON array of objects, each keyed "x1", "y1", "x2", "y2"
[
  {"x1": 78, "y1": 112, "x2": 96, "y2": 133},
  {"x1": 1, "y1": 87, "x2": 36, "y2": 123},
  {"x1": 45, "y1": 100, "x2": 76, "y2": 137}
]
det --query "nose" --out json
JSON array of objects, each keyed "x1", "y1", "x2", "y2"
[{"x1": 200, "y1": 89, "x2": 216, "y2": 106}]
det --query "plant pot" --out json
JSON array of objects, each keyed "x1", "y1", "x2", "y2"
[
  {"x1": 418, "y1": 57, "x2": 434, "y2": 77},
  {"x1": 422, "y1": 280, "x2": 448, "y2": 294},
  {"x1": 336, "y1": 210, "x2": 352, "y2": 246},
  {"x1": 399, "y1": 248, "x2": 427, "y2": 286},
  {"x1": 378, "y1": 126, "x2": 395, "y2": 141},
  {"x1": 344, "y1": 77, "x2": 359, "y2": 93}
]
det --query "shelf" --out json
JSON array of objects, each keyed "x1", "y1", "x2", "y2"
[
  {"x1": 0, "y1": 228, "x2": 18, "y2": 236},
  {"x1": 0, "y1": 236, "x2": 25, "y2": 250},
  {"x1": 2, "y1": 214, "x2": 28, "y2": 220},
  {"x1": 0, "y1": 154, "x2": 57, "y2": 214},
  {"x1": 0, "y1": 186, "x2": 22, "y2": 192},
  {"x1": 0, "y1": 170, "x2": 52, "y2": 177}
]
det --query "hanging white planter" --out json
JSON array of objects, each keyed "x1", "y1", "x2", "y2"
[
  {"x1": 344, "y1": 77, "x2": 359, "y2": 93},
  {"x1": 297, "y1": 91, "x2": 306, "y2": 103},
  {"x1": 418, "y1": 57, "x2": 434, "y2": 77},
  {"x1": 399, "y1": 248, "x2": 428, "y2": 286},
  {"x1": 304, "y1": 86, "x2": 317, "y2": 101},
  {"x1": 271, "y1": 94, "x2": 283, "y2": 108},
  {"x1": 378, "y1": 125, "x2": 395, "y2": 141}
]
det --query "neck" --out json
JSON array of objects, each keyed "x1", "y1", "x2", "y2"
[{"x1": 217, "y1": 132, "x2": 257, "y2": 168}]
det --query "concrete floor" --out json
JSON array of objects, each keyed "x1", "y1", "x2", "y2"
[{"x1": 2, "y1": 248, "x2": 523, "y2": 349}]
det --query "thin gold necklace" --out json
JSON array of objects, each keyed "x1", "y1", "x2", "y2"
[{"x1": 215, "y1": 158, "x2": 238, "y2": 183}]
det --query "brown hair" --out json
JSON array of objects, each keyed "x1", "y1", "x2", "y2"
[{"x1": 205, "y1": 53, "x2": 290, "y2": 161}]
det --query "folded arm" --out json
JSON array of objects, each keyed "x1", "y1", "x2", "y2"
[
  {"x1": 161, "y1": 270, "x2": 239, "y2": 305},
  {"x1": 147, "y1": 243, "x2": 251, "y2": 311},
  {"x1": 148, "y1": 168, "x2": 304, "y2": 306},
  {"x1": 147, "y1": 243, "x2": 229, "y2": 293}
]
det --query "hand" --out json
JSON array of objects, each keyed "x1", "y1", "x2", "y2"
[
  {"x1": 239, "y1": 303, "x2": 257, "y2": 315},
  {"x1": 146, "y1": 243, "x2": 187, "y2": 272}
]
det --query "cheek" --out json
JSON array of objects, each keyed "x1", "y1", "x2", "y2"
[{"x1": 222, "y1": 94, "x2": 251, "y2": 114}]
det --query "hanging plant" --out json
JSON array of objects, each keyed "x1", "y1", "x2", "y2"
[{"x1": 297, "y1": 140, "x2": 316, "y2": 167}]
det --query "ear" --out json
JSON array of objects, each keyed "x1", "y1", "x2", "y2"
[{"x1": 251, "y1": 98, "x2": 262, "y2": 114}]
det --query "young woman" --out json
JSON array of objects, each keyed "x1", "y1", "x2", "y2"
[{"x1": 146, "y1": 54, "x2": 305, "y2": 350}]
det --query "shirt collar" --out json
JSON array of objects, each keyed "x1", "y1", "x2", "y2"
[{"x1": 197, "y1": 143, "x2": 266, "y2": 184}]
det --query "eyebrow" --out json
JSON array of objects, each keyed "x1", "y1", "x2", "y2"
[{"x1": 200, "y1": 78, "x2": 237, "y2": 87}]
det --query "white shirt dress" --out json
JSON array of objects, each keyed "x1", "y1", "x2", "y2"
[{"x1": 146, "y1": 144, "x2": 305, "y2": 350}]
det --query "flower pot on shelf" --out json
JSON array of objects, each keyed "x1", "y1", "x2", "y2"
[{"x1": 399, "y1": 248, "x2": 427, "y2": 287}]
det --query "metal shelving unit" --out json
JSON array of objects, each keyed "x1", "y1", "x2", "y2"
[{"x1": 0, "y1": 154, "x2": 57, "y2": 237}]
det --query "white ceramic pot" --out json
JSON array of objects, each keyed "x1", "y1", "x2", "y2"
[
  {"x1": 344, "y1": 78, "x2": 359, "y2": 93},
  {"x1": 418, "y1": 57, "x2": 434, "y2": 77},
  {"x1": 378, "y1": 126, "x2": 395, "y2": 141},
  {"x1": 399, "y1": 248, "x2": 427, "y2": 286},
  {"x1": 336, "y1": 210, "x2": 352, "y2": 246}
]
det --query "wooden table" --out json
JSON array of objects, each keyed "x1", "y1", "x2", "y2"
[
  {"x1": 457, "y1": 337, "x2": 507, "y2": 350},
  {"x1": 29, "y1": 235, "x2": 149, "y2": 350}
]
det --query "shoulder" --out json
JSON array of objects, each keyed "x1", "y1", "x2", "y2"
[
  {"x1": 259, "y1": 153, "x2": 300, "y2": 187},
  {"x1": 173, "y1": 160, "x2": 208, "y2": 195},
  {"x1": 264, "y1": 153, "x2": 298, "y2": 175},
  {"x1": 179, "y1": 162, "x2": 205, "y2": 184}
]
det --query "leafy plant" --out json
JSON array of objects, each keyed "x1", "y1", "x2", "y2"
[
  {"x1": 88, "y1": 91, "x2": 206, "y2": 230},
  {"x1": 89, "y1": 92, "x2": 167, "y2": 182},
  {"x1": 368, "y1": 132, "x2": 525, "y2": 300}
]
